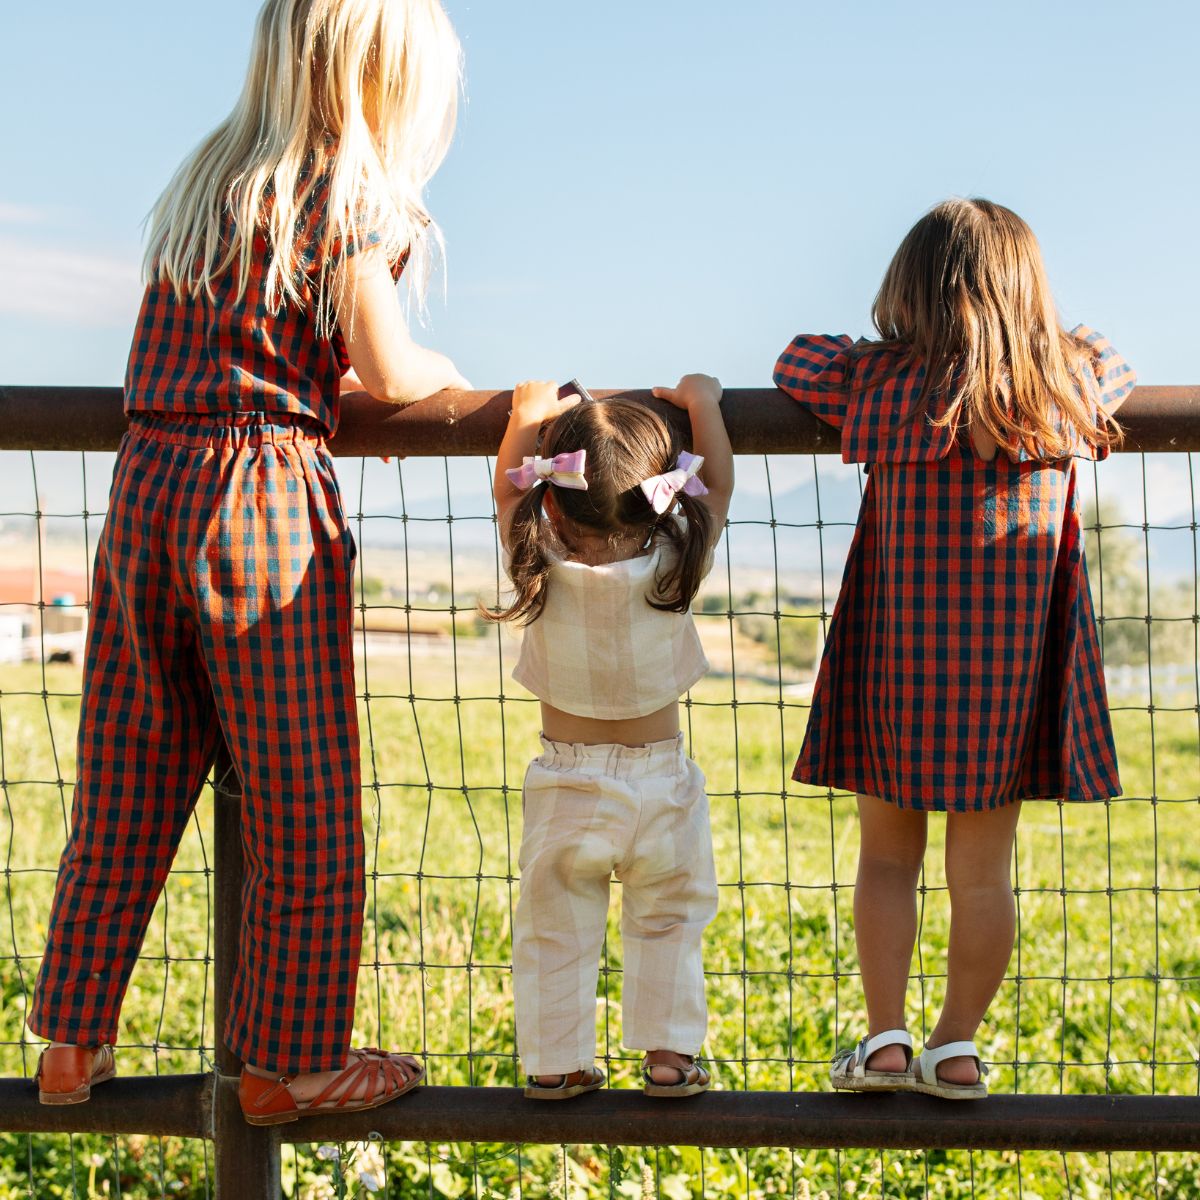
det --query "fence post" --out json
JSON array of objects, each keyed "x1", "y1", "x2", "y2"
[{"x1": 213, "y1": 743, "x2": 282, "y2": 1197}]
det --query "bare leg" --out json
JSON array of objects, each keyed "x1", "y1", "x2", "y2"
[
  {"x1": 928, "y1": 801, "x2": 1022, "y2": 1085},
  {"x1": 854, "y1": 794, "x2": 927, "y2": 1072}
]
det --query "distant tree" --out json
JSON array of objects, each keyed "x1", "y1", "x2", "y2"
[
  {"x1": 1082, "y1": 499, "x2": 1196, "y2": 670},
  {"x1": 356, "y1": 574, "x2": 391, "y2": 601},
  {"x1": 736, "y1": 609, "x2": 820, "y2": 674}
]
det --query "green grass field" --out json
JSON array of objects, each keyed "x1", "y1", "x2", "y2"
[{"x1": 2, "y1": 645, "x2": 1199, "y2": 1198}]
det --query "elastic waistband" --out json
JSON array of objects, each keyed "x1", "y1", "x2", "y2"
[
  {"x1": 537, "y1": 732, "x2": 686, "y2": 778},
  {"x1": 126, "y1": 413, "x2": 326, "y2": 450}
]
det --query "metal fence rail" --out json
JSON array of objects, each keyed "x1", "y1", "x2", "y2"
[
  {"x1": 4, "y1": 1076, "x2": 1200, "y2": 1153},
  {"x1": 1, "y1": 384, "x2": 1199, "y2": 1199},
  {"x1": 1, "y1": 384, "x2": 1197, "y2": 456}
]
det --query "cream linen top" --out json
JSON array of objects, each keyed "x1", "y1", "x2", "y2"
[{"x1": 512, "y1": 545, "x2": 709, "y2": 720}]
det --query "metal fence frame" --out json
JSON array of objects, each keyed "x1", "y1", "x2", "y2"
[{"x1": 1, "y1": 383, "x2": 1198, "y2": 1197}]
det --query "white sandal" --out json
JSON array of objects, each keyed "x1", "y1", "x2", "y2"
[
  {"x1": 829, "y1": 1029, "x2": 914, "y2": 1092},
  {"x1": 912, "y1": 1041, "x2": 989, "y2": 1100}
]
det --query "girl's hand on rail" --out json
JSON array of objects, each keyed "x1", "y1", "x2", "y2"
[
  {"x1": 652, "y1": 374, "x2": 723, "y2": 413},
  {"x1": 511, "y1": 380, "x2": 579, "y2": 428}
]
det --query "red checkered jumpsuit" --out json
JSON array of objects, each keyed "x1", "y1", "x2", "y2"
[{"x1": 29, "y1": 157, "x2": 388, "y2": 1073}]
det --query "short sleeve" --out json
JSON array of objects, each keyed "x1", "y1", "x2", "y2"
[
  {"x1": 313, "y1": 167, "x2": 388, "y2": 266},
  {"x1": 1065, "y1": 325, "x2": 1135, "y2": 461},
  {"x1": 328, "y1": 208, "x2": 385, "y2": 263},
  {"x1": 773, "y1": 334, "x2": 855, "y2": 429},
  {"x1": 333, "y1": 211, "x2": 410, "y2": 283},
  {"x1": 1071, "y1": 324, "x2": 1137, "y2": 413}
]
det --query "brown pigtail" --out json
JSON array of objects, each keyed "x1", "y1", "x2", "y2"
[
  {"x1": 480, "y1": 487, "x2": 554, "y2": 625},
  {"x1": 648, "y1": 493, "x2": 714, "y2": 614}
]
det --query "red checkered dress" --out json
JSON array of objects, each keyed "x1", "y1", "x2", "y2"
[
  {"x1": 30, "y1": 153, "x2": 402, "y2": 1073},
  {"x1": 775, "y1": 326, "x2": 1134, "y2": 811}
]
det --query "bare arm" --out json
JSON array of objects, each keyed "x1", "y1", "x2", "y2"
[
  {"x1": 494, "y1": 380, "x2": 580, "y2": 547},
  {"x1": 337, "y1": 247, "x2": 470, "y2": 405},
  {"x1": 652, "y1": 373, "x2": 734, "y2": 537}
]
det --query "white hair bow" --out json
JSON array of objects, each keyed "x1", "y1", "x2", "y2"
[
  {"x1": 640, "y1": 451, "x2": 709, "y2": 514},
  {"x1": 505, "y1": 450, "x2": 588, "y2": 491}
]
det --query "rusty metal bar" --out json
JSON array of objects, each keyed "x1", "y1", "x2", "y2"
[
  {"x1": 0, "y1": 1077, "x2": 1196, "y2": 1152},
  {"x1": 0, "y1": 1075, "x2": 209, "y2": 1138},
  {"x1": 289, "y1": 1086, "x2": 1200, "y2": 1153},
  {"x1": 0, "y1": 384, "x2": 1195, "y2": 456}
]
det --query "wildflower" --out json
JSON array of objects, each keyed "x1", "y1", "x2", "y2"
[
  {"x1": 358, "y1": 1142, "x2": 386, "y2": 1192},
  {"x1": 300, "y1": 1180, "x2": 336, "y2": 1200}
]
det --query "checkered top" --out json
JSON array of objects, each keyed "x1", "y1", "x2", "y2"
[
  {"x1": 773, "y1": 325, "x2": 1135, "y2": 465},
  {"x1": 125, "y1": 152, "x2": 403, "y2": 437}
]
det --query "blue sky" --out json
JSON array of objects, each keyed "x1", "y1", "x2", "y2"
[{"x1": 3, "y1": 0, "x2": 1197, "y2": 391}]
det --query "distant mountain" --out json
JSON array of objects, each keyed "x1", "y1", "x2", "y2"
[{"x1": 346, "y1": 471, "x2": 865, "y2": 604}]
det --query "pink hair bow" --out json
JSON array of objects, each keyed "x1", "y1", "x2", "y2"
[
  {"x1": 505, "y1": 450, "x2": 589, "y2": 491},
  {"x1": 640, "y1": 451, "x2": 709, "y2": 514}
]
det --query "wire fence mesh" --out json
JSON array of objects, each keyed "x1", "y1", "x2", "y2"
[{"x1": 1, "y1": 442, "x2": 1198, "y2": 1198}]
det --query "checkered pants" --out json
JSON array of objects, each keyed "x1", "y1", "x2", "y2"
[
  {"x1": 513, "y1": 735, "x2": 718, "y2": 1077},
  {"x1": 29, "y1": 415, "x2": 364, "y2": 1074}
]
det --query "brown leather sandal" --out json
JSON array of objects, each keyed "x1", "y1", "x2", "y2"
[
  {"x1": 36, "y1": 1045, "x2": 117, "y2": 1105},
  {"x1": 641, "y1": 1054, "x2": 710, "y2": 1098},
  {"x1": 238, "y1": 1048, "x2": 425, "y2": 1127},
  {"x1": 524, "y1": 1065, "x2": 606, "y2": 1100}
]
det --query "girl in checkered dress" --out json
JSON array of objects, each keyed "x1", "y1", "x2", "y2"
[
  {"x1": 774, "y1": 199, "x2": 1135, "y2": 1099},
  {"x1": 30, "y1": 0, "x2": 471, "y2": 1124},
  {"x1": 488, "y1": 376, "x2": 733, "y2": 1099}
]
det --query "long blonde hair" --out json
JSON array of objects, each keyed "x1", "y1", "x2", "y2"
[
  {"x1": 872, "y1": 198, "x2": 1120, "y2": 459},
  {"x1": 144, "y1": 0, "x2": 461, "y2": 334}
]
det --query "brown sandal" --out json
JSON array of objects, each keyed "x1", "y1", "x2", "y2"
[
  {"x1": 524, "y1": 1065, "x2": 606, "y2": 1100},
  {"x1": 641, "y1": 1054, "x2": 710, "y2": 1098},
  {"x1": 238, "y1": 1047, "x2": 425, "y2": 1126},
  {"x1": 36, "y1": 1045, "x2": 117, "y2": 1105}
]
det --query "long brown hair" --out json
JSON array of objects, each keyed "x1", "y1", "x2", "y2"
[
  {"x1": 485, "y1": 399, "x2": 714, "y2": 625},
  {"x1": 870, "y1": 198, "x2": 1120, "y2": 459}
]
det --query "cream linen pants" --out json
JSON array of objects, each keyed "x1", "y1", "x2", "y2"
[{"x1": 513, "y1": 734, "x2": 719, "y2": 1077}]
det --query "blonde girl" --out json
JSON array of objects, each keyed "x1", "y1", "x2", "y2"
[
  {"x1": 775, "y1": 198, "x2": 1135, "y2": 1099},
  {"x1": 490, "y1": 377, "x2": 733, "y2": 1099},
  {"x1": 30, "y1": 0, "x2": 469, "y2": 1125}
]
